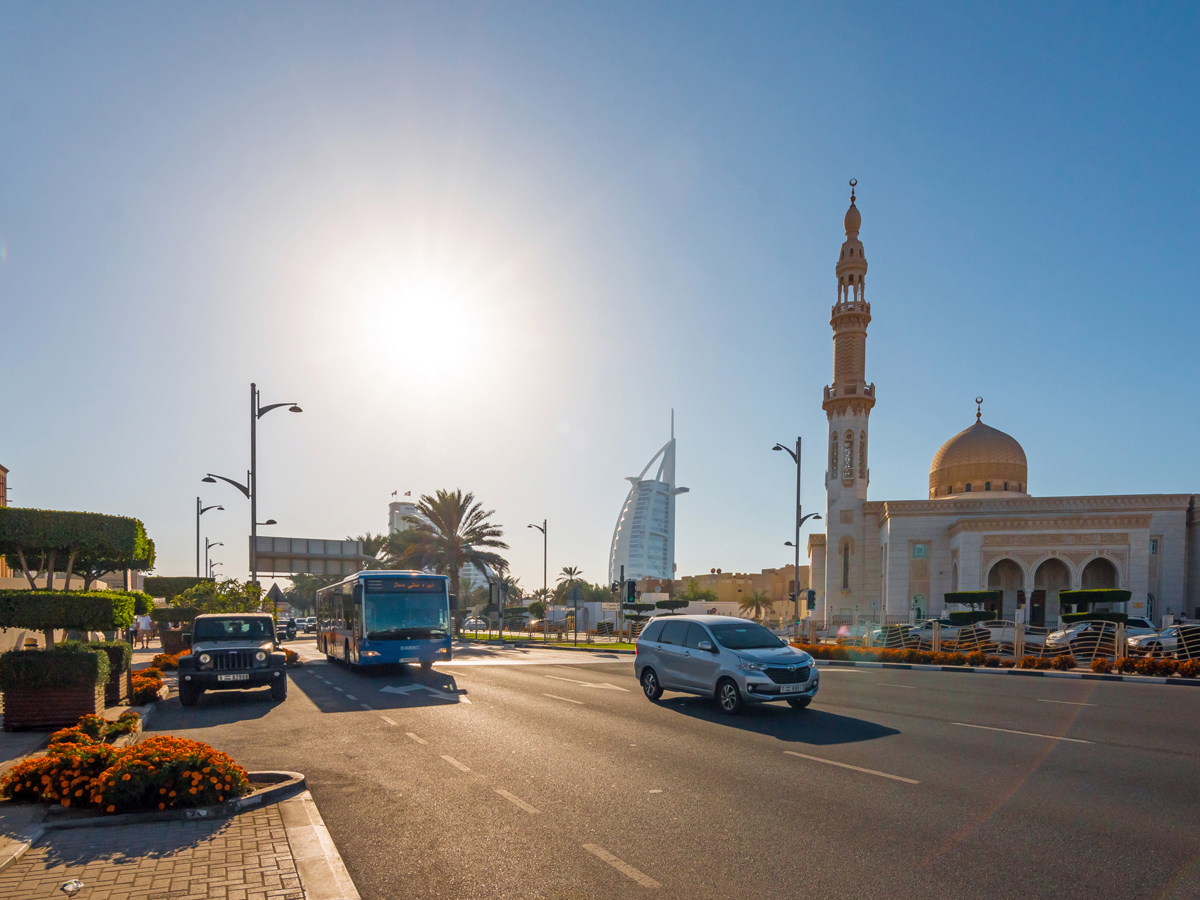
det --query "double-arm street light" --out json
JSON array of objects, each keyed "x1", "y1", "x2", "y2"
[
  {"x1": 773, "y1": 437, "x2": 822, "y2": 627},
  {"x1": 196, "y1": 498, "x2": 224, "y2": 577},
  {"x1": 527, "y1": 520, "x2": 547, "y2": 643},
  {"x1": 205, "y1": 539, "x2": 223, "y2": 579},
  {"x1": 202, "y1": 383, "x2": 301, "y2": 587}
]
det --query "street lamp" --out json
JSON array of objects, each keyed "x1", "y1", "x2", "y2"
[
  {"x1": 527, "y1": 520, "x2": 547, "y2": 644},
  {"x1": 205, "y1": 539, "x2": 223, "y2": 580},
  {"x1": 202, "y1": 382, "x2": 302, "y2": 586},
  {"x1": 774, "y1": 437, "x2": 822, "y2": 630},
  {"x1": 196, "y1": 498, "x2": 224, "y2": 577},
  {"x1": 209, "y1": 561, "x2": 223, "y2": 577},
  {"x1": 258, "y1": 520, "x2": 277, "y2": 526}
]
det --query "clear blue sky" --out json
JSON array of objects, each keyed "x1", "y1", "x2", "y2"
[{"x1": 2, "y1": 3, "x2": 1197, "y2": 589}]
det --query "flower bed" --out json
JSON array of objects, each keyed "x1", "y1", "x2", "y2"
[
  {"x1": 130, "y1": 668, "x2": 164, "y2": 706},
  {"x1": 0, "y1": 713, "x2": 250, "y2": 813}
]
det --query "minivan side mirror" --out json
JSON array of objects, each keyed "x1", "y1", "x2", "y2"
[{"x1": 697, "y1": 640, "x2": 715, "y2": 652}]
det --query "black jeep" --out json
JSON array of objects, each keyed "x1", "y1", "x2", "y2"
[{"x1": 176, "y1": 613, "x2": 288, "y2": 706}]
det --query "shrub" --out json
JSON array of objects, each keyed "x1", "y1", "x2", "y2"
[
  {"x1": 142, "y1": 577, "x2": 212, "y2": 601},
  {"x1": 1133, "y1": 658, "x2": 1158, "y2": 676},
  {"x1": 966, "y1": 651, "x2": 988, "y2": 667},
  {"x1": 999, "y1": 658, "x2": 1016, "y2": 668},
  {"x1": 130, "y1": 669, "x2": 164, "y2": 705},
  {"x1": 1090, "y1": 658, "x2": 1113, "y2": 674},
  {"x1": 84, "y1": 640, "x2": 132, "y2": 675},
  {"x1": 1034, "y1": 657, "x2": 1054, "y2": 670},
  {"x1": 1154, "y1": 658, "x2": 1178, "y2": 677},
  {"x1": 933, "y1": 652, "x2": 967, "y2": 666},
  {"x1": 1019, "y1": 656, "x2": 1040, "y2": 669},
  {"x1": 47, "y1": 711, "x2": 139, "y2": 747},
  {"x1": 284, "y1": 649, "x2": 299, "y2": 666},
  {"x1": 1118, "y1": 656, "x2": 1139, "y2": 674},
  {"x1": 0, "y1": 644, "x2": 109, "y2": 691},
  {"x1": 1178, "y1": 659, "x2": 1200, "y2": 679},
  {"x1": 0, "y1": 715, "x2": 248, "y2": 813},
  {"x1": 1051, "y1": 654, "x2": 1077, "y2": 671},
  {"x1": 150, "y1": 607, "x2": 200, "y2": 625},
  {"x1": 150, "y1": 652, "x2": 185, "y2": 671},
  {"x1": 983, "y1": 655, "x2": 1001, "y2": 668},
  {"x1": 0, "y1": 591, "x2": 138, "y2": 632}
]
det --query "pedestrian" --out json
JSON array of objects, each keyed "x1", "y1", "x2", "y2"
[{"x1": 135, "y1": 612, "x2": 152, "y2": 649}]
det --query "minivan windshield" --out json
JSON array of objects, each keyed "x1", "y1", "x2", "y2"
[{"x1": 710, "y1": 622, "x2": 784, "y2": 650}]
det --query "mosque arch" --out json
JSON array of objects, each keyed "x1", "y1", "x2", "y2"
[
  {"x1": 986, "y1": 557, "x2": 1025, "y2": 619},
  {"x1": 1032, "y1": 557, "x2": 1072, "y2": 629},
  {"x1": 1080, "y1": 556, "x2": 1120, "y2": 590}
]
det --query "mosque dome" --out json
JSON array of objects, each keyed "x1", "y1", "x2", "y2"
[
  {"x1": 844, "y1": 200, "x2": 861, "y2": 235},
  {"x1": 929, "y1": 411, "x2": 1028, "y2": 498}
]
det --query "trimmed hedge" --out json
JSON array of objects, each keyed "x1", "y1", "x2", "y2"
[
  {"x1": 1059, "y1": 589, "x2": 1132, "y2": 607},
  {"x1": 130, "y1": 592, "x2": 153, "y2": 615},
  {"x1": 142, "y1": 577, "x2": 212, "y2": 601},
  {"x1": 0, "y1": 508, "x2": 154, "y2": 578},
  {"x1": 948, "y1": 610, "x2": 994, "y2": 625},
  {"x1": 1062, "y1": 611, "x2": 1127, "y2": 624},
  {"x1": 0, "y1": 644, "x2": 110, "y2": 691},
  {"x1": 149, "y1": 607, "x2": 200, "y2": 625},
  {"x1": 944, "y1": 591, "x2": 1001, "y2": 608},
  {"x1": 83, "y1": 640, "x2": 132, "y2": 675},
  {"x1": 0, "y1": 590, "x2": 138, "y2": 631}
]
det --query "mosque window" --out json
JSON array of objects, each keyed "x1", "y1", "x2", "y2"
[
  {"x1": 842, "y1": 543, "x2": 850, "y2": 590},
  {"x1": 985, "y1": 482, "x2": 991, "y2": 491},
  {"x1": 830, "y1": 433, "x2": 838, "y2": 476},
  {"x1": 842, "y1": 431, "x2": 854, "y2": 479},
  {"x1": 947, "y1": 485, "x2": 952, "y2": 495},
  {"x1": 858, "y1": 432, "x2": 866, "y2": 479},
  {"x1": 849, "y1": 248, "x2": 854, "y2": 256},
  {"x1": 1004, "y1": 482, "x2": 1009, "y2": 491},
  {"x1": 1018, "y1": 483, "x2": 1023, "y2": 492},
  {"x1": 1150, "y1": 539, "x2": 1159, "y2": 556},
  {"x1": 965, "y1": 483, "x2": 972, "y2": 492}
]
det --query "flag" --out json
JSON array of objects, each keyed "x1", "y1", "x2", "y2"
[
  {"x1": 391, "y1": 491, "x2": 397, "y2": 497},
  {"x1": 404, "y1": 491, "x2": 411, "y2": 496}
]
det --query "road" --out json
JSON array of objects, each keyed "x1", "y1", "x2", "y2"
[{"x1": 147, "y1": 639, "x2": 1200, "y2": 900}]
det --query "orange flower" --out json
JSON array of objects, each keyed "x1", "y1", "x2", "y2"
[
  {"x1": 107, "y1": 805, "x2": 115, "y2": 812},
  {"x1": 189, "y1": 788, "x2": 198, "y2": 795},
  {"x1": 158, "y1": 803, "x2": 165, "y2": 810},
  {"x1": 122, "y1": 774, "x2": 131, "y2": 781}
]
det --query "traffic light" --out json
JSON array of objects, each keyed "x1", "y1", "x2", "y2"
[
  {"x1": 625, "y1": 579, "x2": 637, "y2": 602},
  {"x1": 806, "y1": 589, "x2": 817, "y2": 611},
  {"x1": 610, "y1": 581, "x2": 621, "y2": 595}
]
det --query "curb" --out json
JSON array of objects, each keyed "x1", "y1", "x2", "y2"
[
  {"x1": 814, "y1": 659, "x2": 1200, "y2": 686},
  {"x1": 279, "y1": 790, "x2": 361, "y2": 900}
]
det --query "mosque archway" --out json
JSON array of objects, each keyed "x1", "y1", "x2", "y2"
[
  {"x1": 986, "y1": 558, "x2": 1025, "y2": 619},
  {"x1": 1033, "y1": 558, "x2": 1071, "y2": 628},
  {"x1": 1081, "y1": 557, "x2": 1119, "y2": 590}
]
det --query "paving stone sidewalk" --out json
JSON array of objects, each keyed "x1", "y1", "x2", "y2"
[{"x1": 0, "y1": 804, "x2": 304, "y2": 900}]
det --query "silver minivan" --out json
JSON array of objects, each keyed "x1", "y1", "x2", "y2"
[{"x1": 635, "y1": 615, "x2": 818, "y2": 714}]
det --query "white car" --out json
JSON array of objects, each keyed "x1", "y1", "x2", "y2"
[
  {"x1": 1046, "y1": 617, "x2": 1156, "y2": 651},
  {"x1": 1128, "y1": 624, "x2": 1200, "y2": 657}
]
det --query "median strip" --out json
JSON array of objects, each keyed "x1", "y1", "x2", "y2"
[
  {"x1": 583, "y1": 843, "x2": 661, "y2": 889},
  {"x1": 951, "y1": 722, "x2": 1092, "y2": 743},
  {"x1": 783, "y1": 751, "x2": 920, "y2": 784},
  {"x1": 543, "y1": 693, "x2": 585, "y2": 705},
  {"x1": 441, "y1": 755, "x2": 470, "y2": 773},
  {"x1": 495, "y1": 789, "x2": 539, "y2": 814}
]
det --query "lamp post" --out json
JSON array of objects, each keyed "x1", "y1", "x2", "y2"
[
  {"x1": 203, "y1": 382, "x2": 301, "y2": 587},
  {"x1": 196, "y1": 499, "x2": 224, "y2": 577},
  {"x1": 205, "y1": 539, "x2": 223, "y2": 580},
  {"x1": 774, "y1": 437, "x2": 822, "y2": 632},
  {"x1": 527, "y1": 520, "x2": 547, "y2": 643}
]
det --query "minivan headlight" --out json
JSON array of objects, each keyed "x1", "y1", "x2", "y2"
[{"x1": 739, "y1": 658, "x2": 767, "y2": 672}]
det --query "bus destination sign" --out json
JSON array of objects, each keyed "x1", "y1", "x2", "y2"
[{"x1": 364, "y1": 578, "x2": 445, "y2": 593}]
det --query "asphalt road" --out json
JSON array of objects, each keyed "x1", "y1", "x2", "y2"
[{"x1": 147, "y1": 639, "x2": 1200, "y2": 900}]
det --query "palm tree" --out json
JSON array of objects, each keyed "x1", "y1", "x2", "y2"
[
  {"x1": 383, "y1": 489, "x2": 509, "y2": 601},
  {"x1": 557, "y1": 566, "x2": 583, "y2": 586},
  {"x1": 739, "y1": 589, "x2": 775, "y2": 622},
  {"x1": 349, "y1": 532, "x2": 390, "y2": 564}
]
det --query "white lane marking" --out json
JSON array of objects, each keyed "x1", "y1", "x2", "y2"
[
  {"x1": 648, "y1": 789, "x2": 663, "y2": 794},
  {"x1": 583, "y1": 844, "x2": 661, "y2": 889},
  {"x1": 878, "y1": 683, "x2": 916, "y2": 688},
  {"x1": 360, "y1": 703, "x2": 373, "y2": 710},
  {"x1": 380, "y1": 716, "x2": 397, "y2": 726},
  {"x1": 495, "y1": 789, "x2": 539, "y2": 814},
  {"x1": 333, "y1": 687, "x2": 345, "y2": 693},
  {"x1": 441, "y1": 755, "x2": 470, "y2": 773},
  {"x1": 951, "y1": 722, "x2": 1092, "y2": 744},
  {"x1": 544, "y1": 674, "x2": 630, "y2": 692},
  {"x1": 380, "y1": 684, "x2": 470, "y2": 703},
  {"x1": 435, "y1": 657, "x2": 629, "y2": 667},
  {"x1": 543, "y1": 693, "x2": 585, "y2": 705},
  {"x1": 406, "y1": 732, "x2": 427, "y2": 744},
  {"x1": 783, "y1": 751, "x2": 920, "y2": 784},
  {"x1": 345, "y1": 694, "x2": 357, "y2": 700},
  {"x1": 1036, "y1": 699, "x2": 1096, "y2": 707}
]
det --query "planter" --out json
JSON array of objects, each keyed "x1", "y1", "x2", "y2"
[
  {"x1": 2, "y1": 683, "x2": 105, "y2": 731},
  {"x1": 105, "y1": 667, "x2": 131, "y2": 706},
  {"x1": 160, "y1": 630, "x2": 189, "y2": 655}
]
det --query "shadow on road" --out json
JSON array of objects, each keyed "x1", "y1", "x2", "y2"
[
  {"x1": 658, "y1": 695, "x2": 899, "y2": 745},
  {"x1": 147, "y1": 686, "x2": 278, "y2": 732},
  {"x1": 291, "y1": 663, "x2": 467, "y2": 713}
]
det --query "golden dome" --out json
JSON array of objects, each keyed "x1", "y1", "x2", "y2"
[{"x1": 929, "y1": 416, "x2": 1028, "y2": 498}]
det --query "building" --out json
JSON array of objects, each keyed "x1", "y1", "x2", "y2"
[
  {"x1": 608, "y1": 418, "x2": 689, "y2": 584},
  {"x1": 0, "y1": 462, "x2": 7, "y2": 579},
  {"x1": 388, "y1": 498, "x2": 489, "y2": 589},
  {"x1": 807, "y1": 185, "x2": 1200, "y2": 629},
  {"x1": 673, "y1": 566, "x2": 809, "y2": 608}
]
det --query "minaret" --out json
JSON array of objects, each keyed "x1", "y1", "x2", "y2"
[{"x1": 822, "y1": 181, "x2": 875, "y2": 616}]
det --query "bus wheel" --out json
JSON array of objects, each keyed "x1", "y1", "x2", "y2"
[
  {"x1": 420, "y1": 660, "x2": 432, "y2": 673},
  {"x1": 345, "y1": 642, "x2": 356, "y2": 672}
]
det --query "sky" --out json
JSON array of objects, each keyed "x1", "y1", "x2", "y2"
[{"x1": 1, "y1": 2, "x2": 1198, "y2": 592}]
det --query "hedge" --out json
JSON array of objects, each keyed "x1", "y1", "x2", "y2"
[
  {"x1": 1059, "y1": 589, "x2": 1132, "y2": 607},
  {"x1": 0, "y1": 590, "x2": 138, "y2": 631},
  {"x1": 0, "y1": 643, "x2": 109, "y2": 691},
  {"x1": 142, "y1": 577, "x2": 212, "y2": 601},
  {"x1": 0, "y1": 508, "x2": 154, "y2": 581},
  {"x1": 944, "y1": 591, "x2": 1001, "y2": 608},
  {"x1": 1062, "y1": 611, "x2": 1128, "y2": 624},
  {"x1": 81, "y1": 640, "x2": 133, "y2": 675},
  {"x1": 149, "y1": 607, "x2": 200, "y2": 625},
  {"x1": 948, "y1": 610, "x2": 994, "y2": 625}
]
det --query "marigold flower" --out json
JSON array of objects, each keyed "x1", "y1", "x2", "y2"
[
  {"x1": 107, "y1": 805, "x2": 115, "y2": 812},
  {"x1": 122, "y1": 774, "x2": 131, "y2": 781}
]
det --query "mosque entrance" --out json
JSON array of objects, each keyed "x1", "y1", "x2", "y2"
[{"x1": 987, "y1": 558, "x2": 1025, "y2": 620}]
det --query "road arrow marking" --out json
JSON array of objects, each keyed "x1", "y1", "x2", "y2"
[
  {"x1": 380, "y1": 684, "x2": 469, "y2": 703},
  {"x1": 545, "y1": 675, "x2": 629, "y2": 692}
]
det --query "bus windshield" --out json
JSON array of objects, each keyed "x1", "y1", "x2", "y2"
[{"x1": 362, "y1": 579, "x2": 448, "y2": 640}]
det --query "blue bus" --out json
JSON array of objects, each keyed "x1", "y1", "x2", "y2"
[{"x1": 316, "y1": 570, "x2": 452, "y2": 670}]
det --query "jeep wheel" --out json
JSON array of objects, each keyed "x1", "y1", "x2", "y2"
[
  {"x1": 271, "y1": 677, "x2": 288, "y2": 701},
  {"x1": 179, "y1": 683, "x2": 201, "y2": 707}
]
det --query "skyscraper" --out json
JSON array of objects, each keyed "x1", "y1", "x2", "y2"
[{"x1": 608, "y1": 416, "x2": 689, "y2": 584}]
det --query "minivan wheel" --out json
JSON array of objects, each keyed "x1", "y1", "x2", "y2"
[
  {"x1": 641, "y1": 668, "x2": 663, "y2": 701},
  {"x1": 787, "y1": 697, "x2": 812, "y2": 710},
  {"x1": 716, "y1": 678, "x2": 743, "y2": 715}
]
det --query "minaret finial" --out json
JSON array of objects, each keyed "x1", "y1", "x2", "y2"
[
  {"x1": 849, "y1": 178, "x2": 857, "y2": 203},
  {"x1": 975, "y1": 396, "x2": 983, "y2": 421}
]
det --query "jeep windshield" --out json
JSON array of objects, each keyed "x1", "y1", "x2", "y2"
[{"x1": 193, "y1": 618, "x2": 274, "y2": 641}]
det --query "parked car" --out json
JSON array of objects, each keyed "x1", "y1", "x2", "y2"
[
  {"x1": 635, "y1": 615, "x2": 818, "y2": 715},
  {"x1": 301, "y1": 617, "x2": 317, "y2": 633},
  {"x1": 1127, "y1": 624, "x2": 1200, "y2": 657},
  {"x1": 176, "y1": 613, "x2": 288, "y2": 706},
  {"x1": 1047, "y1": 617, "x2": 1157, "y2": 653}
]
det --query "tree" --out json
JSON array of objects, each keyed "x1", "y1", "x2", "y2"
[
  {"x1": 528, "y1": 600, "x2": 547, "y2": 619},
  {"x1": 286, "y1": 572, "x2": 343, "y2": 615},
  {"x1": 677, "y1": 578, "x2": 718, "y2": 605},
  {"x1": 176, "y1": 578, "x2": 263, "y2": 615},
  {"x1": 383, "y1": 489, "x2": 509, "y2": 602},
  {"x1": 0, "y1": 509, "x2": 154, "y2": 592},
  {"x1": 739, "y1": 589, "x2": 774, "y2": 622},
  {"x1": 350, "y1": 532, "x2": 390, "y2": 563}
]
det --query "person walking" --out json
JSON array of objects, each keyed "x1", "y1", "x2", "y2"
[{"x1": 135, "y1": 612, "x2": 152, "y2": 649}]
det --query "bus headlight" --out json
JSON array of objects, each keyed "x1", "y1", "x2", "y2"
[{"x1": 362, "y1": 651, "x2": 381, "y2": 658}]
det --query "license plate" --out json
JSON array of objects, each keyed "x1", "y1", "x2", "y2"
[
  {"x1": 400, "y1": 657, "x2": 419, "y2": 663},
  {"x1": 779, "y1": 683, "x2": 803, "y2": 694},
  {"x1": 217, "y1": 673, "x2": 249, "y2": 682}
]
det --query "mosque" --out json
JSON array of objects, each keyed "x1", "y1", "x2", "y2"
[{"x1": 807, "y1": 184, "x2": 1199, "y2": 629}]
